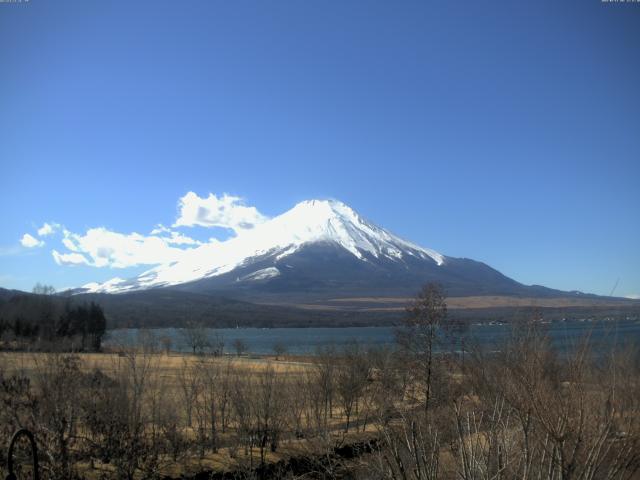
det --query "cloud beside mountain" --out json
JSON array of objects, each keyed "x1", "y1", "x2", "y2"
[
  {"x1": 173, "y1": 192, "x2": 268, "y2": 232},
  {"x1": 20, "y1": 192, "x2": 264, "y2": 269},
  {"x1": 53, "y1": 228, "x2": 194, "y2": 268}
]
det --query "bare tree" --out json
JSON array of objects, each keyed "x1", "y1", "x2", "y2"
[
  {"x1": 32, "y1": 283, "x2": 56, "y2": 296},
  {"x1": 373, "y1": 411, "x2": 441, "y2": 480},
  {"x1": 273, "y1": 342, "x2": 287, "y2": 361},
  {"x1": 233, "y1": 338, "x2": 248, "y2": 357},
  {"x1": 156, "y1": 394, "x2": 186, "y2": 463},
  {"x1": 397, "y1": 282, "x2": 447, "y2": 414},
  {"x1": 217, "y1": 358, "x2": 234, "y2": 433},
  {"x1": 159, "y1": 335, "x2": 173, "y2": 355},
  {"x1": 210, "y1": 331, "x2": 225, "y2": 356},
  {"x1": 33, "y1": 354, "x2": 83, "y2": 479},
  {"x1": 251, "y1": 366, "x2": 288, "y2": 466},
  {"x1": 114, "y1": 349, "x2": 161, "y2": 480},
  {"x1": 287, "y1": 371, "x2": 310, "y2": 439},
  {"x1": 314, "y1": 344, "x2": 337, "y2": 427},
  {"x1": 79, "y1": 350, "x2": 160, "y2": 480},
  {"x1": 180, "y1": 322, "x2": 210, "y2": 355},
  {"x1": 230, "y1": 371, "x2": 254, "y2": 460},
  {"x1": 137, "y1": 328, "x2": 158, "y2": 354},
  {"x1": 457, "y1": 321, "x2": 640, "y2": 480},
  {"x1": 194, "y1": 357, "x2": 222, "y2": 454},
  {"x1": 336, "y1": 342, "x2": 369, "y2": 433},
  {"x1": 177, "y1": 358, "x2": 200, "y2": 429}
]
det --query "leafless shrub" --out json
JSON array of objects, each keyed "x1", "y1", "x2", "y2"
[
  {"x1": 32, "y1": 354, "x2": 84, "y2": 479},
  {"x1": 456, "y1": 321, "x2": 640, "y2": 480}
]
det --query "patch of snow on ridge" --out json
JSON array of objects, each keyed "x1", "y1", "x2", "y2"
[
  {"x1": 82, "y1": 199, "x2": 445, "y2": 293},
  {"x1": 241, "y1": 267, "x2": 280, "y2": 282},
  {"x1": 81, "y1": 282, "x2": 102, "y2": 292},
  {"x1": 81, "y1": 277, "x2": 129, "y2": 293}
]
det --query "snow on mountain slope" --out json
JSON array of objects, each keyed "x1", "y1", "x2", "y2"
[
  {"x1": 82, "y1": 199, "x2": 445, "y2": 294},
  {"x1": 241, "y1": 267, "x2": 281, "y2": 282}
]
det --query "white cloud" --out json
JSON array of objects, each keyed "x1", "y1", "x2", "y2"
[
  {"x1": 48, "y1": 191, "x2": 259, "y2": 270},
  {"x1": 20, "y1": 233, "x2": 44, "y2": 248},
  {"x1": 150, "y1": 224, "x2": 171, "y2": 235},
  {"x1": 162, "y1": 231, "x2": 202, "y2": 246},
  {"x1": 59, "y1": 227, "x2": 194, "y2": 268},
  {"x1": 626, "y1": 294, "x2": 640, "y2": 300},
  {"x1": 37, "y1": 222, "x2": 60, "y2": 237},
  {"x1": 62, "y1": 235, "x2": 79, "y2": 252},
  {"x1": 149, "y1": 224, "x2": 201, "y2": 245},
  {"x1": 52, "y1": 250, "x2": 90, "y2": 266},
  {"x1": 173, "y1": 192, "x2": 268, "y2": 233}
]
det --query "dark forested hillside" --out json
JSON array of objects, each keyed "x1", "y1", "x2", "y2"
[
  {"x1": 70, "y1": 288, "x2": 640, "y2": 328},
  {"x1": 71, "y1": 289, "x2": 401, "y2": 328},
  {"x1": 0, "y1": 288, "x2": 106, "y2": 350},
  {"x1": 2, "y1": 287, "x2": 638, "y2": 332}
]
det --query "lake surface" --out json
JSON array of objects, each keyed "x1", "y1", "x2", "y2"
[{"x1": 105, "y1": 319, "x2": 640, "y2": 355}]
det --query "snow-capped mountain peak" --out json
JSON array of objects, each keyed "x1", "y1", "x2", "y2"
[
  {"x1": 81, "y1": 199, "x2": 444, "y2": 294},
  {"x1": 273, "y1": 199, "x2": 443, "y2": 263}
]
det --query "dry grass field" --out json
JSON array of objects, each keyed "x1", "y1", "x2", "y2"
[
  {"x1": 260, "y1": 295, "x2": 640, "y2": 319},
  {"x1": 0, "y1": 349, "x2": 380, "y2": 479},
  {"x1": 326, "y1": 295, "x2": 640, "y2": 309},
  {"x1": 0, "y1": 351, "x2": 313, "y2": 378}
]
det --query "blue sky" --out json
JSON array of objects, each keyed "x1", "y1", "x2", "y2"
[{"x1": 0, "y1": 0, "x2": 639, "y2": 297}]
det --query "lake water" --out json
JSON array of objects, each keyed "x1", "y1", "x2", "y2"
[{"x1": 104, "y1": 319, "x2": 640, "y2": 355}]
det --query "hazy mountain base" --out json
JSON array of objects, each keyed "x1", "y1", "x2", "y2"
[
  {"x1": 2, "y1": 287, "x2": 639, "y2": 330},
  {"x1": 72, "y1": 289, "x2": 640, "y2": 329}
]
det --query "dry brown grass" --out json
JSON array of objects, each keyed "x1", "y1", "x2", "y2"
[
  {"x1": 0, "y1": 351, "x2": 313, "y2": 376},
  {"x1": 0, "y1": 350, "x2": 377, "y2": 479},
  {"x1": 323, "y1": 295, "x2": 638, "y2": 309}
]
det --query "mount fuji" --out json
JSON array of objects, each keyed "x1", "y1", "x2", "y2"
[{"x1": 78, "y1": 199, "x2": 572, "y2": 301}]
